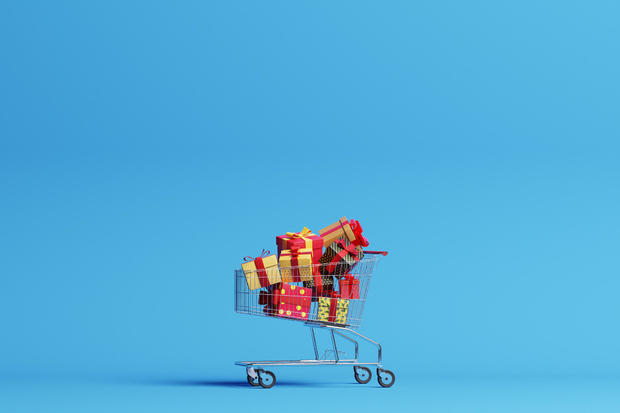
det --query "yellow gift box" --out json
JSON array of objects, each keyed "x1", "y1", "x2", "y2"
[
  {"x1": 278, "y1": 248, "x2": 313, "y2": 283},
  {"x1": 317, "y1": 296, "x2": 349, "y2": 325},
  {"x1": 241, "y1": 253, "x2": 282, "y2": 291}
]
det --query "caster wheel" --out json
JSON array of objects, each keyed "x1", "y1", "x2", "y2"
[
  {"x1": 247, "y1": 374, "x2": 259, "y2": 387},
  {"x1": 258, "y1": 370, "x2": 276, "y2": 388},
  {"x1": 377, "y1": 368, "x2": 395, "y2": 388},
  {"x1": 353, "y1": 366, "x2": 372, "y2": 384}
]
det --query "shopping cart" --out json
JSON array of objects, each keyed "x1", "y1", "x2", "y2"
[{"x1": 234, "y1": 250, "x2": 395, "y2": 388}]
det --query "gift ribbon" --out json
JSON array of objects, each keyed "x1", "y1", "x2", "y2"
[
  {"x1": 285, "y1": 227, "x2": 317, "y2": 252},
  {"x1": 320, "y1": 218, "x2": 348, "y2": 238},
  {"x1": 313, "y1": 272, "x2": 323, "y2": 293},
  {"x1": 327, "y1": 239, "x2": 359, "y2": 273},
  {"x1": 243, "y1": 249, "x2": 270, "y2": 262},
  {"x1": 244, "y1": 249, "x2": 271, "y2": 288},
  {"x1": 349, "y1": 219, "x2": 369, "y2": 247},
  {"x1": 328, "y1": 292, "x2": 341, "y2": 322},
  {"x1": 286, "y1": 227, "x2": 312, "y2": 239},
  {"x1": 290, "y1": 247, "x2": 301, "y2": 282}
]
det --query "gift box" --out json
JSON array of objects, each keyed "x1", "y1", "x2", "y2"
[
  {"x1": 241, "y1": 249, "x2": 282, "y2": 290},
  {"x1": 276, "y1": 227, "x2": 324, "y2": 265},
  {"x1": 318, "y1": 217, "x2": 369, "y2": 254},
  {"x1": 317, "y1": 293, "x2": 349, "y2": 325},
  {"x1": 338, "y1": 274, "x2": 360, "y2": 299},
  {"x1": 279, "y1": 247, "x2": 313, "y2": 283},
  {"x1": 260, "y1": 285, "x2": 282, "y2": 316},
  {"x1": 274, "y1": 283, "x2": 311, "y2": 321},
  {"x1": 303, "y1": 273, "x2": 334, "y2": 295},
  {"x1": 319, "y1": 238, "x2": 362, "y2": 276}
]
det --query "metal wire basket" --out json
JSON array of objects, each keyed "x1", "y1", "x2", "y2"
[{"x1": 234, "y1": 252, "x2": 381, "y2": 329}]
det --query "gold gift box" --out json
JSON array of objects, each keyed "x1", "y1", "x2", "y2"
[
  {"x1": 241, "y1": 254, "x2": 282, "y2": 291},
  {"x1": 279, "y1": 247, "x2": 313, "y2": 283}
]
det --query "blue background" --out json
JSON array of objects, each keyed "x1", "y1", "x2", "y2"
[{"x1": 2, "y1": 0, "x2": 620, "y2": 411}]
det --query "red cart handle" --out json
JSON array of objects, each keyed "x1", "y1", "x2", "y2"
[{"x1": 363, "y1": 250, "x2": 388, "y2": 256}]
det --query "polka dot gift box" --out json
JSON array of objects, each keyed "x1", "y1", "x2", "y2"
[{"x1": 274, "y1": 283, "x2": 311, "y2": 321}]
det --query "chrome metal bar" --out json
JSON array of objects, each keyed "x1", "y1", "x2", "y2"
[
  {"x1": 329, "y1": 326, "x2": 382, "y2": 365},
  {"x1": 235, "y1": 360, "x2": 380, "y2": 367},
  {"x1": 333, "y1": 330, "x2": 359, "y2": 361},
  {"x1": 330, "y1": 329, "x2": 339, "y2": 362},
  {"x1": 310, "y1": 327, "x2": 319, "y2": 360}
]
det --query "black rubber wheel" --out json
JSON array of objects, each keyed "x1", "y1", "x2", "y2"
[
  {"x1": 247, "y1": 373, "x2": 259, "y2": 386},
  {"x1": 258, "y1": 370, "x2": 276, "y2": 388},
  {"x1": 377, "y1": 368, "x2": 395, "y2": 388},
  {"x1": 353, "y1": 366, "x2": 372, "y2": 384}
]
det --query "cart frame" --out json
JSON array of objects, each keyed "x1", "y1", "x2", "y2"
[{"x1": 234, "y1": 251, "x2": 395, "y2": 388}]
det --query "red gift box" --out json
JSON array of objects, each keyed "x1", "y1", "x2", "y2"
[
  {"x1": 274, "y1": 282, "x2": 311, "y2": 321},
  {"x1": 276, "y1": 227, "x2": 324, "y2": 265},
  {"x1": 339, "y1": 274, "x2": 360, "y2": 299},
  {"x1": 259, "y1": 285, "x2": 282, "y2": 316}
]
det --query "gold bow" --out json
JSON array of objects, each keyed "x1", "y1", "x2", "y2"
[{"x1": 286, "y1": 227, "x2": 312, "y2": 238}]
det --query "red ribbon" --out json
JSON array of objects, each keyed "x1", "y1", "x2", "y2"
[
  {"x1": 290, "y1": 247, "x2": 300, "y2": 282},
  {"x1": 349, "y1": 220, "x2": 369, "y2": 247},
  {"x1": 321, "y1": 218, "x2": 348, "y2": 237},
  {"x1": 312, "y1": 270, "x2": 324, "y2": 294},
  {"x1": 327, "y1": 239, "x2": 359, "y2": 273},
  {"x1": 283, "y1": 245, "x2": 310, "y2": 282},
  {"x1": 244, "y1": 249, "x2": 271, "y2": 288},
  {"x1": 328, "y1": 292, "x2": 341, "y2": 322}
]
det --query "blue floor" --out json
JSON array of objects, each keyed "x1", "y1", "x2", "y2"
[{"x1": 3, "y1": 374, "x2": 620, "y2": 413}]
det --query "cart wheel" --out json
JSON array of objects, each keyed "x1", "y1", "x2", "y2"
[
  {"x1": 258, "y1": 370, "x2": 276, "y2": 389},
  {"x1": 247, "y1": 373, "x2": 259, "y2": 386},
  {"x1": 376, "y1": 368, "x2": 395, "y2": 388},
  {"x1": 353, "y1": 366, "x2": 372, "y2": 384}
]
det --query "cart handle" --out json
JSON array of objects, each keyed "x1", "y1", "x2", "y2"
[{"x1": 363, "y1": 250, "x2": 388, "y2": 256}]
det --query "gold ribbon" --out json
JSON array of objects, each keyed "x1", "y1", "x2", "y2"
[{"x1": 286, "y1": 227, "x2": 312, "y2": 239}]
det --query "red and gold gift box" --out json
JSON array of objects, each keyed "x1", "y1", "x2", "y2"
[
  {"x1": 318, "y1": 217, "x2": 369, "y2": 254},
  {"x1": 279, "y1": 247, "x2": 313, "y2": 283},
  {"x1": 274, "y1": 283, "x2": 311, "y2": 321},
  {"x1": 319, "y1": 238, "x2": 362, "y2": 276},
  {"x1": 241, "y1": 249, "x2": 282, "y2": 291},
  {"x1": 276, "y1": 227, "x2": 324, "y2": 265},
  {"x1": 317, "y1": 292, "x2": 349, "y2": 325},
  {"x1": 339, "y1": 274, "x2": 360, "y2": 299}
]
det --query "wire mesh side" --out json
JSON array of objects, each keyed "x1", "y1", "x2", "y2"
[{"x1": 234, "y1": 254, "x2": 381, "y2": 329}]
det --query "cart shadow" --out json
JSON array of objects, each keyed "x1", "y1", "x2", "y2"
[{"x1": 146, "y1": 379, "x2": 366, "y2": 388}]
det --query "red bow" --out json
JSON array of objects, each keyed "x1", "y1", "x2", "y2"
[
  {"x1": 349, "y1": 220, "x2": 369, "y2": 247},
  {"x1": 243, "y1": 249, "x2": 270, "y2": 262}
]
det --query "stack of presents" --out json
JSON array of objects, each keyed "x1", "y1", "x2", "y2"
[{"x1": 241, "y1": 217, "x2": 369, "y2": 326}]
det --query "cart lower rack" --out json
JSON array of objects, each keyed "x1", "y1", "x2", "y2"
[{"x1": 234, "y1": 251, "x2": 395, "y2": 388}]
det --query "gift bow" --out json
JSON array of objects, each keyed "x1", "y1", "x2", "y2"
[
  {"x1": 243, "y1": 249, "x2": 270, "y2": 262},
  {"x1": 286, "y1": 227, "x2": 312, "y2": 239},
  {"x1": 349, "y1": 220, "x2": 369, "y2": 247},
  {"x1": 337, "y1": 239, "x2": 359, "y2": 256}
]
